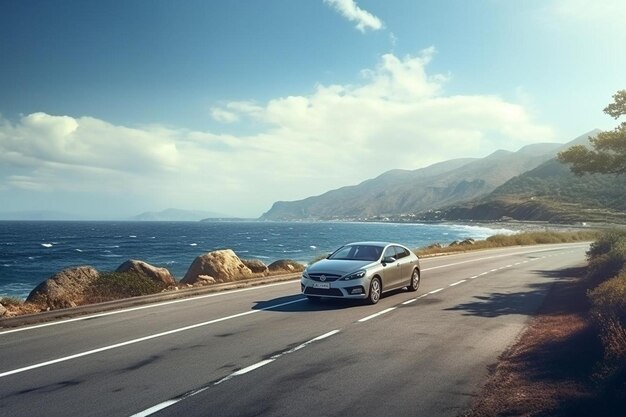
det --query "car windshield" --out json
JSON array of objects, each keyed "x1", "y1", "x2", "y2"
[{"x1": 328, "y1": 245, "x2": 383, "y2": 261}]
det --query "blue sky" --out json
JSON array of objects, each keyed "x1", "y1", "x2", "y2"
[{"x1": 0, "y1": 0, "x2": 624, "y2": 218}]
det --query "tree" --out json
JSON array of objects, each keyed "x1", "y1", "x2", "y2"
[{"x1": 558, "y1": 90, "x2": 626, "y2": 175}]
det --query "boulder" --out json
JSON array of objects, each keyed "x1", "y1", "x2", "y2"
[
  {"x1": 26, "y1": 266, "x2": 99, "y2": 310},
  {"x1": 181, "y1": 249, "x2": 252, "y2": 285},
  {"x1": 460, "y1": 238, "x2": 475, "y2": 246},
  {"x1": 267, "y1": 259, "x2": 305, "y2": 274},
  {"x1": 0, "y1": 303, "x2": 6, "y2": 317},
  {"x1": 116, "y1": 260, "x2": 175, "y2": 286},
  {"x1": 242, "y1": 259, "x2": 268, "y2": 274}
]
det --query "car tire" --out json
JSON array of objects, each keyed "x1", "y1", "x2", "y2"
[
  {"x1": 307, "y1": 296, "x2": 321, "y2": 302},
  {"x1": 408, "y1": 268, "x2": 420, "y2": 292},
  {"x1": 367, "y1": 277, "x2": 381, "y2": 305}
]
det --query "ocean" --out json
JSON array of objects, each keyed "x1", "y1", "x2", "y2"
[{"x1": 0, "y1": 221, "x2": 514, "y2": 299}]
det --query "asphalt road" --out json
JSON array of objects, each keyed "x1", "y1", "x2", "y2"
[{"x1": 0, "y1": 243, "x2": 589, "y2": 417}]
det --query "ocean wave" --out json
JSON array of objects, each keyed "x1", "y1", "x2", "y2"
[
  {"x1": 129, "y1": 235, "x2": 137, "y2": 238},
  {"x1": 249, "y1": 255, "x2": 270, "y2": 259},
  {"x1": 101, "y1": 254, "x2": 123, "y2": 258},
  {"x1": 190, "y1": 243, "x2": 198, "y2": 246},
  {"x1": 164, "y1": 261, "x2": 177, "y2": 265},
  {"x1": 75, "y1": 249, "x2": 83, "y2": 252},
  {"x1": 282, "y1": 249, "x2": 303, "y2": 253},
  {"x1": 41, "y1": 243, "x2": 54, "y2": 248},
  {"x1": 448, "y1": 224, "x2": 515, "y2": 237},
  {"x1": 309, "y1": 245, "x2": 317, "y2": 249}
]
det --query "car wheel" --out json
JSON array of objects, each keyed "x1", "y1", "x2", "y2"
[
  {"x1": 307, "y1": 296, "x2": 321, "y2": 302},
  {"x1": 408, "y1": 268, "x2": 420, "y2": 292},
  {"x1": 367, "y1": 277, "x2": 381, "y2": 305}
]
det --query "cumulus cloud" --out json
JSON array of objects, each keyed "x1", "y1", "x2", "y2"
[
  {"x1": 0, "y1": 50, "x2": 555, "y2": 217},
  {"x1": 324, "y1": 0, "x2": 383, "y2": 32}
]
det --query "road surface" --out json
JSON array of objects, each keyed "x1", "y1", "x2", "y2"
[{"x1": 0, "y1": 243, "x2": 589, "y2": 417}]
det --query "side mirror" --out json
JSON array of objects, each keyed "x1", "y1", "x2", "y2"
[
  {"x1": 326, "y1": 253, "x2": 332, "y2": 259},
  {"x1": 382, "y1": 256, "x2": 395, "y2": 264}
]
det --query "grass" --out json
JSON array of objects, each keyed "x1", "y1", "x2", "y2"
[
  {"x1": 585, "y1": 230, "x2": 626, "y2": 399},
  {"x1": 86, "y1": 272, "x2": 166, "y2": 304},
  {"x1": 415, "y1": 230, "x2": 598, "y2": 256}
]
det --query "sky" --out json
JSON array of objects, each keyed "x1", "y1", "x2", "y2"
[{"x1": 0, "y1": 0, "x2": 625, "y2": 219}]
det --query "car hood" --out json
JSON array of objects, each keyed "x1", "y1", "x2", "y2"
[{"x1": 306, "y1": 259, "x2": 375, "y2": 276}]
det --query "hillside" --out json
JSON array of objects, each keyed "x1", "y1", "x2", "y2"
[
  {"x1": 261, "y1": 141, "x2": 566, "y2": 220},
  {"x1": 421, "y1": 156, "x2": 626, "y2": 224}
]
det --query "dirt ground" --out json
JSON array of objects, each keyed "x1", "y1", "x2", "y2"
[{"x1": 463, "y1": 266, "x2": 625, "y2": 417}]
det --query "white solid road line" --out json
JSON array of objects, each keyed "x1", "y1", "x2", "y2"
[
  {"x1": 0, "y1": 298, "x2": 307, "y2": 379},
  {"x1": 449, "y1": 280, "x2": 466, "y2": 287}
]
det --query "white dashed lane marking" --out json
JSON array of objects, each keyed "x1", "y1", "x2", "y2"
[{"x1": 358, "y1": 307, "x2": 397, "y2": 323}]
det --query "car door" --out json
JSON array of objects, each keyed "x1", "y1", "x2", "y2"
[
  {"x1": 394, "y1": 245, "x2": 414, "y2": 286},
  {"x1": 382, "y1": 245, "x2": 402, "y2": 289}
]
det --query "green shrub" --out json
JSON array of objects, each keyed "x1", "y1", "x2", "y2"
[
  {"x1": 586, "y1": 231, "x2": 626, "y2": 284},
  {"x1": 588, "y1": 230, "x2": 626, "y2": 260},
  {"x1": 589, "y1": 271, "x2": 626, "y2": 323},
  {"x1": 87, "y1": 272, "x2": 164, "y2": 302}
]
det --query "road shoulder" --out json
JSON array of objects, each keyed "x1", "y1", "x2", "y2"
[{"x1": 463, "y1": 265, "x2": 608, "y2": 416}]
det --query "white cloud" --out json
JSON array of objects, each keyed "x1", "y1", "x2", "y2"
[
  {"x1": 210, "y1": 107, "x2": 239, "y2": 123},
  {"x1": 324, "y1": 0, "x2": 383, "y2": 32},
  {"x1": 0, "y1": 50, "x2": 555, "y2": 217}
]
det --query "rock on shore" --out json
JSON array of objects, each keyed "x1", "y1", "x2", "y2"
[
  {"x1": 26, "y1": 266, "x2": 100, "y2": 309},
  {"x1": 116, "y1": 260, "x2": 175, "y2": 286},
  {"x1": 181, "y1": 249, "x2": 253, "y2": 285},
  {"x1": 268, "y1": 259, "x2": 305, "y2": 273}
]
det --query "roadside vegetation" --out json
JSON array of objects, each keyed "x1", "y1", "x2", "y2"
[
  {"x1": 467, "y1": 229, "x2": 626, "y2": 416},
  {"x1": 415, "y1": 230, "x2": 598, "y2": 257},
  {"x1": 86, "y1": 272, "x2": 166, "y2": 304},
  {"x1": 586, "y1": 230, "x2": 626, "y2": 404}
]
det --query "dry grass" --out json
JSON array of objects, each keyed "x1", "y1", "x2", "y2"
[{"x1": 416, "y1": 230, "x2": 598, "y2": 257}]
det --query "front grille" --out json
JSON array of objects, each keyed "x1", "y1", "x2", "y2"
[
  {"x1": 308, "y1": 273, "x2": 341, "y2": 282},
  {"x1": 304, "y1": 287, "x2": 344, "y2": 296}
]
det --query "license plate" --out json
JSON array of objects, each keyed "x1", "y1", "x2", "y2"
[{"x1": 312, "y1": 282, "x2": 330, "y2": 289}]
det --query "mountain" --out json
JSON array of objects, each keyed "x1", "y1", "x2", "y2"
[
  {"x1": 418, "y1": 130, "x2": 626, "y2": 223},
  {"x1": 260, "y1": 140, "x2": 568, "y2": 221},
  {"x1": 423, "y1": 158, "x2": 626, "y2": 223},
  {"x1": 130, "y1": 208, "x2": 228, "y2": 221}
]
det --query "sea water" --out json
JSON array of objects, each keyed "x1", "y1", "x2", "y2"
[{"x1": 0, "y1": 221, "x2": 514, "y2": 299}]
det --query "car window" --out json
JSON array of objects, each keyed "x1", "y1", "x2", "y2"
[
  {"x1": 329, "y1": 245, "x2": 382, "y2": 261},
  {"x1": 394, "y1": 246, "x2": 410, "y2": 259},
  {"x1": 383, "y1": 246, "x2": 397, "y2": 260}
]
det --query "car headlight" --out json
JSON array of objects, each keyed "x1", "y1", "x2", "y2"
[
  {"x1": 302, "y1": 270, "x2": 309, "y2": 279},
  {"x1": 343, "y1": 270, "x2": 366, "y2": 280}
]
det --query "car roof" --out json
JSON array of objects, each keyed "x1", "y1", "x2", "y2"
[{"x1": 344, "y1": 241, "x2": 401, "y2": 248}]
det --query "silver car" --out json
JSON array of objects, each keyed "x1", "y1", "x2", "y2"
[{"x1": 301, "y1": 241, "x2": 421, "y2": 304}]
